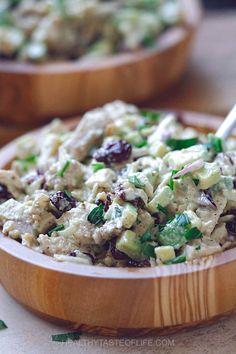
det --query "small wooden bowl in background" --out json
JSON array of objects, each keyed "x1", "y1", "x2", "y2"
[
  {"x1": 1, "y1": 111, "x2": 236, "y2": 337},
  {"x1": 0, "y1": 0, "x2": 201, "y2": 127}
]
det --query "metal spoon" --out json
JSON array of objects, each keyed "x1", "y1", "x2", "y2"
[{"x1": 216, "y1": 104, "x2": 236, "y2": 140}]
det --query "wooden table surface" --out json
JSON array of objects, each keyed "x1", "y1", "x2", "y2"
[
  {"x1": 1, "y1": 11, "x2": 236, "y2": 147},
  {"x1": 1, "y1": 11, "x2": 236, "y2": 354}
]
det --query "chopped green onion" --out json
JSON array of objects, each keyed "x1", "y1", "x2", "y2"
[
  {"x1": 163, "y1": 255, "x2": 186, "y2": 265},
  {"x1": 207, "y1": 134, "x2": 223, "y2": 153},
  {"x1": 87, "y1": 204, "x2": 104, "y2": 225},
  {"x1": 140, "y1": 230, "x2": 152, "y2": 243},
  {"x1": 134, "y1": 139, "x2": 148, "y2": 148},
  {"x1": 48, "y1": 224, "x2": 65, "y2": 237},
  {"x1": 168, "y1": 169, "x2": 179, "y2": 190},
  {"x1": 193, "y1": 178, "x2": 199, "y2": 186},
  {"x1": 176, "y1": 213, "x2": 190, "y2": 226},
  {"x1": 185, "y1": 227, "x2": 203, "y2": 240},
  {"x1": 64, "y1": 189, "x2": 72, "y2": 199},
  {"x1": 143, "y1": 35, "x2": 156, "y2": 48},
  {"x1": 92, "y1": 162, "x2": 105, "y2": 172},
  {"x1": 18, "y1": 154, "x2": 38, "y2": 172},
  {"x1": 168, "y1": 177, "x2": 174, "y2": 190},
  {"x1": 58, "y1": 160, "x2": 71, "y2": 177},
  {"x1": 157, "y1": 204, "x2": 168, "y2": 215},
  {"x1": 52, "y1": 332, "x2": 81, "y2": 342},
  {"x1": 166, "y1": 137, "x2": 198, "y2": 150},
  {"x1": 195, "y1": 245, "x2": 201, "y2": 251},
  {"x1": 137, "y1": 124, "x2": 149, "y2": 132},
  {"x1": 142, "y1": 243, "x2": 155, "y2": 258},
  {"x1": 0, "y1": 320, "x2": 7, "y2": 330},
  {"x1": 141, "y1": 110, "x2": 161, "y2": 122},
  {"x1": 128, "y1": 175, "x2": 145, "y2": 189}
]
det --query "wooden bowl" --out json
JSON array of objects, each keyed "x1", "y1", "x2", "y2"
[
  {"x1": 1, "y1": 111, "x2": 236, "y2": 337},
  {"x1": 0, "y1": 0, "x2": 201, "y2": 126}
]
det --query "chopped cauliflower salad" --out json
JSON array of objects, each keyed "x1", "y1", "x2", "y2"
[
  {"x1": 0, "y1": 0, "x2": 182, "y2": 62},
  {"x1": 1, "y1": 101, "x2": 236, "y2": 267}
]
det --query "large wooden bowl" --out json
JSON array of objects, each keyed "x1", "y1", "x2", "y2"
[
  {"x1": 0, "y1": 111, "x2": 236, "y2": 336},
  {"x1": 0, "y1": 0, "x2": 201, "y2": 126}
]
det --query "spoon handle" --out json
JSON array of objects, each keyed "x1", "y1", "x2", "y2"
[{"x1": 215, "y1": 104, "x2": 236, "y2": 140}]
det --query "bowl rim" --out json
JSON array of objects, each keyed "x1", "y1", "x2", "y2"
[
  {"x1": 0, "y1": 0, "x2": 202, "y2": 75},
  {"x1": 1, "y1": 109, "x2": 236, "y2": 280}
]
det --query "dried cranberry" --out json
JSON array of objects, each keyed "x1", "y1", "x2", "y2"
[
  {"x1": 110, "y1": 238, "x2": 130, "y2": 261},
  {"x1": 96, "y1": 193, "x2": 112, "y2": 212},
  {"x1": 69, "y1": 252, "x2": 77, "y2": 257},
  {"x1": 0, "y1": 184, "x2": 13, "y2": 202},
  {"x1": 115, "y1": 185, "x2": 145, "y2": 209},
  {"x1": 93, "y1": 140, "x2": 132, "y2": 165},
  {"x1": 50, "y1": 191, "x2": 76, "y2": 216},
  {"x1": 127, "y1": 259, "x2": 151, "y2": 268}
]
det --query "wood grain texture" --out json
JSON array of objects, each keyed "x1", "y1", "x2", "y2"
[
  {"x1": 0, "y1": 0, "x2": 201, "y2": 126},
  {"x1": 0, "y1": 111, "x2": 236, "y2": 336}
]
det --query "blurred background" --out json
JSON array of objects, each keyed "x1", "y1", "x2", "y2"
[{"x1": 0, "y1": 0, "x2": 235, "y2": 145}]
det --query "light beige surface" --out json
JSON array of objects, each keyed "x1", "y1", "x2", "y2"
[{"x1": 0, "y1": 285, "x2": 236, "y2": 354}]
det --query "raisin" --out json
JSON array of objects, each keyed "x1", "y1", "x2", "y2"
[
  {"x1": 115, "y1": 185, "x2": 145, "y2": 209},
  {"x1": 93, "y1": 140, "x2": 132, "y2": 165},
  {"x1": 50, "y1": 191, "x2": 76, "y2": 216},
  {"x1": 0, "y1": 183, "x2": 13, "y2": 202}
]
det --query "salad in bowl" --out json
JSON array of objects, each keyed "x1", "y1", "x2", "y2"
[{"x1": 0, "y1": 101, "x2": 236, "y2": 267}]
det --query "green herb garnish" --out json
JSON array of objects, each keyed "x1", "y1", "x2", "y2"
[
  {"x1": 128, "y1": 175, "x2": 145, "y2": 189},
  {"x1": 195, "y1": 245, "x2": 201, "y2": 251},
  {"x1": 48, "y1": 224, "x2": 65, "y2": 237},
  {"x1": 157, "y1": 204, "x2": 168, "y2": 215},
  {"x1": 166, "y1": 137, "x2": 198, "y2": 150},
  {"x1": 134, "y1": 139, "x2": 148, "y2": 148},
  {"x1": 87, "y1": 204, "x2": 104, "y2": 225},
  {"x1": 163, "y1": 255, "x2": 186, "y2": 265},
  {"x1": 140, "y1": 230, "x2": 152, "y2": 243},
  {"x1": 0, "y1": 320, "x2": 7, "y2": 330},
  {"x1": 64, "y1": 189, "x2": 72, "y2": 199},
  {"x1": 58, "y1": 160, "x2": 71, "y2": 177},
  {"x1": 193, "y1": 178, "x2": 199, "y2": 186},
  {"x1": 168, "y1": 177, "x2": 174, "y2": 190},
  {"x1": 142, "y1": 243, "x2": 155, "y2": 258},
  {"x1": 185, "y1": 227, "x2": 203, "y2": 240},
  {"x1": 92, "y1": 162, "x2": 105, "y2": 172},
  {"x1": 143, "y1": 35, "x2": 156, "y2": 48},
  {"x1": 207, "y1": 134, "x2": 223, "y2": 153},
  {"x1": 141, "y1": 110, "x2": 161, "y2": 122},
  {"x1": 52, "y1": 332, "x2": 81, "y2": 342},
  {"x1": 19, "y1": 154, "x2": 38, "y2": 172}
]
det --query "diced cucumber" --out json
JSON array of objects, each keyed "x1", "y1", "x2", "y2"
[
  {"x1": 125, "y1": 131, "x2": 144, "y2": 147},
  {"x1": 192, "y1": 162, "x2": 221, "y2": 189},
  {"x1": 164, "y1": 145, "x2": 207, "y2": 169},
  {"x1": 155, "y1": 246, "x2": 175, "y2": 263},
  {"x1": 121, "y1": 203, "x2": 138, "y2": 228},
  {"x1": 149, "y1": 141, "x2": 170, "y2": 158},
  {"x1": 185, "y1": 210, "x2": 202, "y2": 230},
  {"x1": 148, "y1": 186, "x2": 173, "y2": 212},
  {"x1": 116, "y1": 230, "x2": 142, "y2": 260}
]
